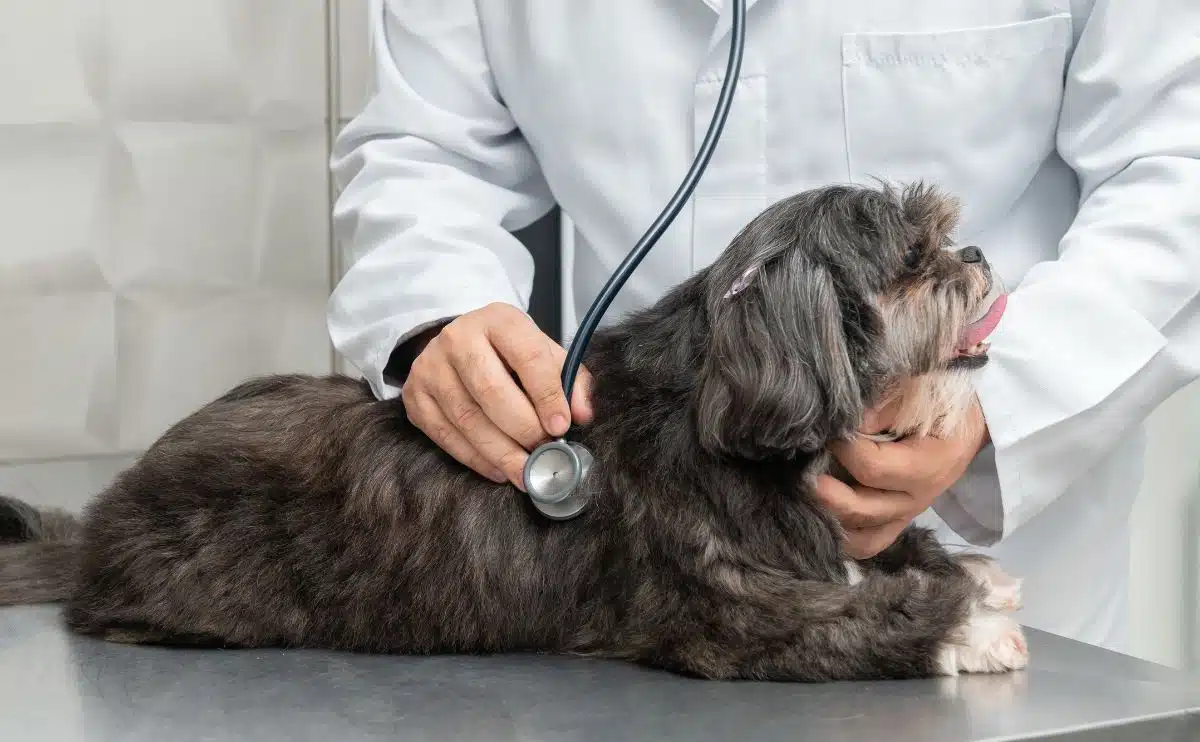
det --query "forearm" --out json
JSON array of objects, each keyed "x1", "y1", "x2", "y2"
[{"x1": 328, "y1": 0, "x2": 554, "y2": 399}]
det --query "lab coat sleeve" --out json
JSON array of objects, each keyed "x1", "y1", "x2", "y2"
[
  {"x1": 939, "y1": 0, "x2": 1200, "y2": 545},
  {"x1": 327, "y1": 0, "x2": 555, "y2": 400}
]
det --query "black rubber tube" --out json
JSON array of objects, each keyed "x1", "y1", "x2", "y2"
[{"x1": 558, "y1": 0, "x2": 747, "y2": 401}]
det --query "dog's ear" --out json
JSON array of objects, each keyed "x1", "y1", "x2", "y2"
[{"x1": 695, "y1": 255, "x2": 877, "y2": 459}]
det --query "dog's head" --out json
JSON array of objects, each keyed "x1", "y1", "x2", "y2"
[{"x1": 695, "y1": 183, "x2": 1005, "y2": 460}]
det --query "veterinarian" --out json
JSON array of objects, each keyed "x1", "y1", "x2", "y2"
[{"x1": 327, "y1": 0, "x2": 1199, "y2": 654}]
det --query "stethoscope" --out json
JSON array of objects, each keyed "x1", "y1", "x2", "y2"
[{"x1": 521, "y1": 0, "x2": 748, "y2": 520}]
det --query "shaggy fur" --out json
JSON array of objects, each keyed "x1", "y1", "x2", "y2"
[{"x1": 0, "y1": 183, "x2": 1027, "y2": 680}]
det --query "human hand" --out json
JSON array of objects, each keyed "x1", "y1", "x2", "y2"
[
  {"x1": 401, "y1": 302, "x2": 595, "y2": 489},
  {"x1": 814, "y1": 397, "x2": 990, "y2": 559}
]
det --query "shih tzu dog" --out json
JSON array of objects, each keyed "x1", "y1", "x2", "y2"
[{"x1": 0, "y1": 182, "x2": 1025, "y2": 680}]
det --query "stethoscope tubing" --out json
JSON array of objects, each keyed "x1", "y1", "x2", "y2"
[
  {"x1": 522, "y1": 0, "x2": 748, "y2": 518},
  {"x1": 557, "y1": 0, "x2": 748, "y2": 402}
]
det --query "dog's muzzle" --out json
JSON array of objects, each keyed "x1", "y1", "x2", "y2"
[{"x1": 954, "y1": 246, "x2": 1007, "y2": 361}]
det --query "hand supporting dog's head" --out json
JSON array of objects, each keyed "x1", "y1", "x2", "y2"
[{"x1": 695, "y1": 183, "x2": 1006, "y2": 460}]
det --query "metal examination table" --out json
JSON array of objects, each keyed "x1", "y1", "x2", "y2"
[{"x1": 2, "y1": 604, "x2": 1198, "y2": 742}]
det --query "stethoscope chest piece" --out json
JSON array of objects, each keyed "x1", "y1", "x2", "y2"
[{"x1": 523, "y1": 439, "x2": 593, "y2": 520}]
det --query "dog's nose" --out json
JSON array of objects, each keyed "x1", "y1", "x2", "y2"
[{"x1": 958, "y1": 246, "x2": 984, "y2": 264}]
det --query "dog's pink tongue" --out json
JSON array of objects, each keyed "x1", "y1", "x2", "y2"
[{"x1": 960, "y1": 293, "x2": 1008, "y2": 349}]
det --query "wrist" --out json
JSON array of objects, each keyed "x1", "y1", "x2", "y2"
[{"x1": 384, "y1": 322, "x2": 450, "y2": 384}]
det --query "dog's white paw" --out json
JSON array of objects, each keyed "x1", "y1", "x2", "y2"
[
  {"x1": 934, "y1": 557, "x2": 1029, "y2": 675},
  {"x1": 958, "y1": 556, "x2": 1023, "y2": 613},
  {"x1": 936, "y1": 611, "x2": 1029, "y2": 676}
]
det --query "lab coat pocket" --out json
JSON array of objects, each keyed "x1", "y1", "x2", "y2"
[
  {"x1": 841, "y1": 14, "x2": 1073, "y2": 236},
  {"x1": 689, "y1": 69, "x2": 767, "y2": 272},
  {"x1": 691, "y1": 194, "x2": 771, "y2": 274}
]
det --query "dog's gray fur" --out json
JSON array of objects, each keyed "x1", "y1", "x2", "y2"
[{"x1": 0, "y1": 183, "x2": 1020, "y2": 680}]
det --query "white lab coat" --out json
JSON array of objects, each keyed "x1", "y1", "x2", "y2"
[{"x1": 328, "y1": 0, "x2": 1200, "y2": 653}]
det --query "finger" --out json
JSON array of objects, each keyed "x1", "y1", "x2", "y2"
[
  {"x1": 812, "y1": 475, "x2": 913, "y2": 530},
  {"x1": 828, "y1": 435, "x2": 933, "y2": 491},
  {"x1": 570, "y1": 364, "x2": 596, "y2": 425},
  {"x1": 428, "y1": 364, "x2": 534, "y2": 489},
  {"x1": 447, "y1": 336, "x2": 552, "y2": 451},
  {"x1": 404, "y1": 390, "x2": 507, "y2": 484},
  {"x1": 843, "y1": 519, "x2": 909, "y2": 560},
  {"x1": 488, "y1": 319, "x2": 573, "y2": 438},
  {"x1": 861, "y1": 395, "x2": 902, "y2": 435}
]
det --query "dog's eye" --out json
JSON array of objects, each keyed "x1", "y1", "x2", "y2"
[{"x1": 904, "y1": 245, "x2": 922, "y2": 269}]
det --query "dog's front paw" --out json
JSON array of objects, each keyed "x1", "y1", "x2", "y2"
[
  {"x1": 957, "y1": 555, "x2": 1023, "y2": 613},
  {"x1": 936, "y1": 612, "x2": 1029, "y2": 676}
]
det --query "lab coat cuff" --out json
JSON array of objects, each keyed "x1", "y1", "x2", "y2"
[
  {"x1": 357, "y1": 300, "x2": 526, "y2": 402},
  {"x1": 932, "y1": 444, "x2": 1004, "y2": 547},
  {"x1": 371, "y1": 315, "x2": 461, "y2": 399},
  {"x1": 330, "y1": 276, "x2": 528, "y2": 403},
  {"x1": 936, "y1": 281, "x2": 1166, "y2": 544}
]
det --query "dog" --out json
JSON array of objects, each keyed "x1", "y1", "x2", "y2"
[{"x1": 0, "y1": 182, "x2": 1026, "y2": 680}]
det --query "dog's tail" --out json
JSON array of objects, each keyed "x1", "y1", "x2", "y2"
[{"x1": 0, "y1": 494, "x2": 81, "y2": 605}]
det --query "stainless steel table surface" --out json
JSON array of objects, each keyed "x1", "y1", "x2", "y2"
[{"x1": 2, "y1": 605, "x2": 1198, "y2": 742}]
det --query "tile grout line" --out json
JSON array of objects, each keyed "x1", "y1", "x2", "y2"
[{"x1": 324, "y1": 0, "x2": 342, "y2": 373}]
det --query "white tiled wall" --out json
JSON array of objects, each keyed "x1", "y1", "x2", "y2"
[{"x1": 0, "y1": 0, "x2": 334, "y2": 462}]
